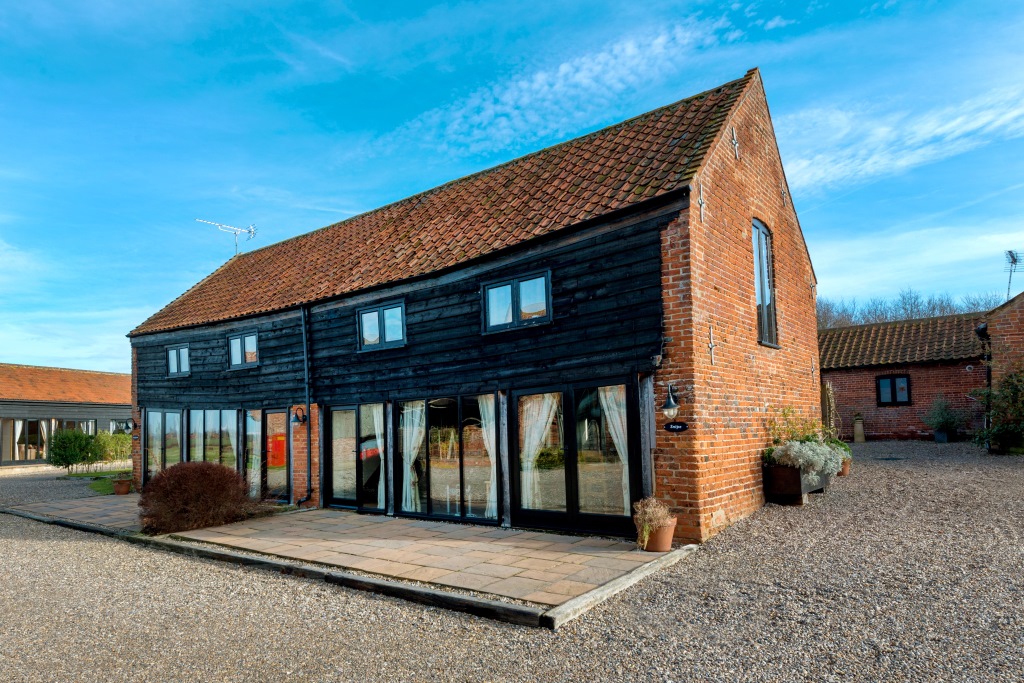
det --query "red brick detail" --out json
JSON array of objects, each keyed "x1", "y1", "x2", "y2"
[
  {"x1": 822, "y1": 361, "x2": 986, "y2": 440},
  {"x1": 289, "y1": 404, "x2": 320, "y2": 507},
  {"x1": 654, "y1": 72, "x2": 820, "y2": 543},
  {"x1": 988, "y1": 292, "x2": 1024, "y2": 384}
]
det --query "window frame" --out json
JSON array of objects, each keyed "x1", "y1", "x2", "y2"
[
  {"x1": 481, "y1": 270, "x2": 553, "y2": 334},
  {"x1": 357, "y1": 301, "x2": 407, "y2": 351},
  {"x1": 166, "y1": 344, "x2": 190, "y2": 378},
  {"x1": 227, "y1": 331, "x2": 259, "y2": 369},
  {"x1": 752, "y1": 219, "x2": 780, "y2": 348},
  {"x1": 876, "y1": 374, "x2": 912, "y2": 407}
]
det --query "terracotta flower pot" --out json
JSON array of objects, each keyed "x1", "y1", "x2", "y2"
[
  {"x1": 838, "y1": 460, "x2": 851, "y2": 477},
  {"x1": 641, "y1": 517, "x2": 677, "y2": 552},
  {"x1": 112, "y1": 479, "x2": 132, "y2": 495}
]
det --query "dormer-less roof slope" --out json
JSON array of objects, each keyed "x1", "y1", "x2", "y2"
[
  {"x1": 818, "y1": 313, "x2": 986, "y2": 370},
  {"x1": 0, "y1": 363, "x2": 131, "y2": 405},
  {"x1": 130, "y1": 70, "x2": 759, "y2": 337}
]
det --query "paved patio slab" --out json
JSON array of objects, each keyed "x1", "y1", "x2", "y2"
[
  {"x1": 10, "y1": 493, "x2": 141, "y2": 532},
  {"x1": 175, "y1": 509, "x2": 666, "y2": 606}
]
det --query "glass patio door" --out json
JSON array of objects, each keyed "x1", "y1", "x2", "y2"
[
  {"x1": 327, "y1": 405, "x2": 385, "y2": 510},
  {"x1": 244, "y1": 410, "x2": 289, "y2": 502}
]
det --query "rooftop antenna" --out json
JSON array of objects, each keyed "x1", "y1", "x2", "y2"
[
  {"x1": 1007, "y1": 250, "x2": 1021, "y2": 301},
  {"x1": 196, "y1": 218, "x2": 257, "y2": 255}
]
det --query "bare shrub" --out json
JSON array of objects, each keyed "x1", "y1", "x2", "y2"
[{"x1": 138, "y1": 462, "x2": 271, "y2": 535}]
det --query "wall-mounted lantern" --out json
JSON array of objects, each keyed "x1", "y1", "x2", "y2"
[{"x1": 661, "y1": 386, "x2": 679, "y2": 420}]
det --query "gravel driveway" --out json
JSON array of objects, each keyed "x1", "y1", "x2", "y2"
[
  {"x1": 0, "y1": 468, "x2": 98, "y2": 507},
  {"x1": 1, "y1": 441, "x2": 1021, "y2": 682}
]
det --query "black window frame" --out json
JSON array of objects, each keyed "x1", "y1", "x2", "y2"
[
  {"x1": 227, "y1": 331, "x2": 259, "y2": 369},
  {"x1": 876, "y1": 375, "x2": 912, "y2": 406},
  {"x1": 166, "y1": 344, "x2": 190, "y2": 378},
  {"x1": 752, "y1": 219, "x2": 779, "y2": 347},
  {"x1": 481, "y1": 270, "x2": 552, "y2": 333},
  {"x1": 142, "y1": 407, "x2": 184, "y2": 484},
  {"x1": 357, "y1": 301, "x2": 407, "y2": 351}
]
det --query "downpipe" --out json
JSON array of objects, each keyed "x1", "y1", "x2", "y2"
[{"x1": 296, "y1": 305, "x2": 314, "y2": 506}]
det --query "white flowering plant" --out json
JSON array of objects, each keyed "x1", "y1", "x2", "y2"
[{"x1": 765, "y1": 439, "x2": 844, "y2": 476}]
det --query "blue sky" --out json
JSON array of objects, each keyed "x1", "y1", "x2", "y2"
[{"x1": 2, "y1": 0, "x2": 1023, "y2": 373}]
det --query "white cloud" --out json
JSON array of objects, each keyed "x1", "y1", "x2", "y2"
[
  {"x1": 0, "y1": 238, "x2": 39, "y2": 288},
  {"x1": 764, "y1": 16, "x2": 795, "y2": 30},
  {"x1": 392, "y1": 20, "x2": 731, "y2": 155},
  {"x1": 780, "y1": 86, "x2": 1024, "y2": 192},
  {"x1": 810, "y1": 220, "x2": 1024, "y2": 300},
  {"x1": 0, "y1": 307, "x2": 144, "y2": 373}
]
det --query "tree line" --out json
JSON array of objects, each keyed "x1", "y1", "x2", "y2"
[{"x1": 816, "y1": 288, "x2": 1005, "y2": 330}]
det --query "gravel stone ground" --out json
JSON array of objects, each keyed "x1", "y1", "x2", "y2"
[
  {"x1": 1, "y1": 442, "x2": 1021, "y2": 682},
  {"x1": 0, "y1": 468, "x2": 98, "y2": 507}
]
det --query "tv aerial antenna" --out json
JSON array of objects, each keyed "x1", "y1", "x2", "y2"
[
  {"x1": 1007, "y1": 250, "x2": 1022, "y2": 301},
  {"x1": 196, "y1": 218, "x2": 257, "y2": 255}
]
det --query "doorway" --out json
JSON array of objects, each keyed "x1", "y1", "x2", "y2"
[
  {"x1": 325, "y1": 404, "x2": 385, "y2": 510},
  {"x1": 244, "y1": 409, "x2": 290, "y2": 502}
]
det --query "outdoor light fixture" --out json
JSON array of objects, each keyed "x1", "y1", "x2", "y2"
[
  {"x1": 661, "y1": 386, "x2": 679, "y2": 420},
  {"x1": 125, "y1": 418, "x2": 136, "y2": 432},
  {"x1": 292, "y1": 407, "x2": 308, "y2": 425}
]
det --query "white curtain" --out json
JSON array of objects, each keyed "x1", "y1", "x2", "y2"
[
  {"x1": 13, "y1": 420, "x2": 23, "y2": 461},
  {"x1": 401, "y1": 402, "x2": 426, "y2": 512},
  {"x1": 519, "y1": 393, "x2": 559, "y2": 510},
  {"x1": 479, "y1": 394, "x2": 498, "y2": 519},
  {"x1": 598, "y1": 385, "x2": 630, "y2": 516},
  {"x1": 371, "y1": 403, "x2": 385, "y2": 509},
  {"x1": 39, "y1": 420, "x2": 49, "y2": 460}
]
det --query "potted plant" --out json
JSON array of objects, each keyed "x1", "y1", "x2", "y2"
[
  {"x1": 111, "y1": 472, "x2": 133, "y2": 495},
  {"x1": 633, "y1": 497, "x2": 676, "y2": 552},
  {"x1": 974, "y1": 366, "x2": 1024, "y2": 455},
  {"x1": 762, "y1": 438, "x2": 845, "y2": 505},
  {"x1": 923, "y1": 397, "x2": 965, "y2": 443},
  {"x1": 828, "y1": 438, "x2": 853, "y2": 476}
]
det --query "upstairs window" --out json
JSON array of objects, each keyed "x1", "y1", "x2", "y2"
[
  {"x1": 483, "y1": 272, "x2": 551, "y2": 332},
  {"x1": 752, "y1": 220, "x2": 778, "y2": 346},
  {"x1": 877, "y1": 375, "x2": 911, "y2": 406},
  {"x1": 167, "y1": 345, "x2": 190, "y2": 377},
  {"x1": 359, "y1": 302, "x2": 406, "y2": 350},
  {"x1": 229, "y1": 332, "x2": 258, "y2": 368}
]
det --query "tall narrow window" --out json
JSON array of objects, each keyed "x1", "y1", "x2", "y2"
[
  {"x1": 752, "y1": 220, "x2": 778, "y2": 346},
  {"x1": 483, "y1": 272, "x2": 551, "y2": 332},
  {"x1": 358, "y1": 302, "x2": 406, "y2": 350},
  {"x1": 167, "y1": 345, "x2": 189, "y2": 377},
  {"x1": 228, "y1": 332, "x2": 258, "y2": 368}
]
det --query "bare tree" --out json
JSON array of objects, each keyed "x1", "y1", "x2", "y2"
[{"x1": 817, "y1": 288, "x2": 1005, "y2": 329}]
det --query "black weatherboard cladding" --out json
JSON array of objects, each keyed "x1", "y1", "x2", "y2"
[{"x1": 132, "y1": 211, "x2": 669, "y2": 408}]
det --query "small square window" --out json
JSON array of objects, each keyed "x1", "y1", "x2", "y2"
[
  {"x1": 228, "y1": 332, "x2": 258, "y2": 368},
  {"x1": 167, "y1": 345, "x2": 189, "y2": 377},
  {"x1": 483, "y1": 272, "x2": 551, "y2": 332},
  {"x1": 877, "y1": 375, "x2": 911, "y2": 406},
  {"x1": 358, "y1": 302, "x2": 406, "y2": 350}
]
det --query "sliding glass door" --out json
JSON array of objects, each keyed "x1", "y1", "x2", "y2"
[
  {"x1": 326, "y1": 404, "x2": 385, "y2": 510},
  {"x1": 395, "y1": 394, "x2": 499, "y2": 522},
  {"x1": 511, "y1": 380, "x2": 639, "y2": 535}
]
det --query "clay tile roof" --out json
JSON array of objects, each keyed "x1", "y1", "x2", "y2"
[
  {"x1": 130, "y1": 70, "x2": 759, "y2": 337},
  {"x1": 818, "y1": 314, "x2": 986, "y2": 370},
  {"x1": 0, "y1": 364, "x2": 131, "y2": 405}
]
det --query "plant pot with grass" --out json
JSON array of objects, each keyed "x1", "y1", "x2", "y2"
[
  {"x1": 633, "y1": 497, "x2": 676, "y2": 552},
  {"x1": 111, "y1": 473, "x2": 133, "y2": 495}
]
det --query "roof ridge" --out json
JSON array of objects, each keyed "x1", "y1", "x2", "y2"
[
  {"x1": 0, "y1": 362, "x2": 130, "y2": 376},
  {"x1": 819, "y1": 311, "x2": 986, "y2": 334}
]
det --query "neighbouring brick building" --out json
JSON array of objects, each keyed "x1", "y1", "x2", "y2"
[
  {"x1": 128, "y1": 69, "x2": 820, "y2": 543},
  {"x1": 0, "y1": 363, "x2": 132, "y2": 466},
  {"x1": 819, "y1": 291, "x2": 1024, "y2": 440}
]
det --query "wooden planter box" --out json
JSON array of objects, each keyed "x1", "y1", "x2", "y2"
[{"x1": 763, "y1": 464, "x2": 831, "y2": 506}]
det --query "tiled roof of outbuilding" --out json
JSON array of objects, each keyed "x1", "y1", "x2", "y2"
[
  {"x1": 0, "y1": 363, "x2": 131, "y2": 405},
  {"x1": 818, "y1": 314, "x2": 986, "y2": 370},
  {"x1": 130, "y1": 70, "x2": 759, "y2": 336}
]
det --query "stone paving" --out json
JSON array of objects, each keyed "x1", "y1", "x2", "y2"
[
  {"x1": 11, "y1": 494, "x2": 142, "y2": 532},
  {"x1": 175, "y1": 509, "x2": 661, "y2": 606}
]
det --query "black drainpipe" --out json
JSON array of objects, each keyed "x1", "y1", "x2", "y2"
[{"x1": 296, "y1": 305, "x2": 314, "y2": 506}]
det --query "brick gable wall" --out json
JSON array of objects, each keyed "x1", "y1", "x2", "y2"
[
  {"x1": 822, "y1": 362, "x2": 986, "y2": 440},
  {"x1": 988, "y1": 294, "x2": 1024, "y2": 384},
  {"x1": 656, "y1": 75, "x2": 820, "y2": 542}
]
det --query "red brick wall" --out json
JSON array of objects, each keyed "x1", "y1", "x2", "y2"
[
  {"x1": 988, "y1": 294, "x2": 1024, "y2": 383},
  {"x1": 822, "y1": 361, "x2": 986, "y2": 440},
  {"x1": 655, "y1": 73, "x2": 821, "y2": 542},
  {"x1": 289, "y1": 403, "x2": 320, "y2": 507}
]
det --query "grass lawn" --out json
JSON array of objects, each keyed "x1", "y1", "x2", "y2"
[{"x1": 61, "y1": 470, "x2": 131, "y2": 495}]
